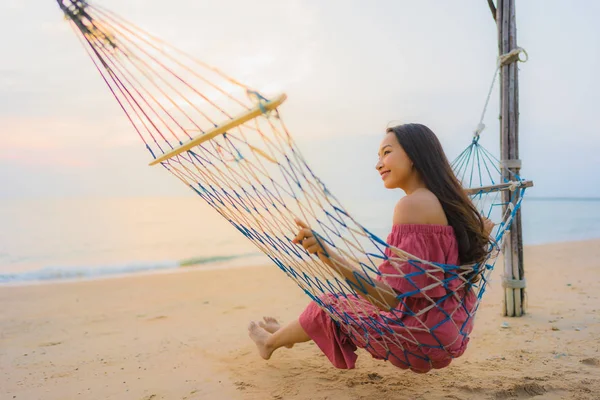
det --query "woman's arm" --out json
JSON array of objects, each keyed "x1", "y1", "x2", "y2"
[
  {"x1": 292, "y1": 192, "x2": 451, "y2": 310},
  {"x1": 292, "y1": 219, "x2": 399, "y2": 311}
]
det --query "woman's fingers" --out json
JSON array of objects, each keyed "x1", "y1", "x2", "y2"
[
  {"x1": 306, "y1": 244, "x2": 325, "y2": 255},
  {"x1": 293, "y1": 228, "x2": 305, "y2": 243},
  {"x1": 291, "y1": 218, "x2": 327, "y2": 256},
  {"x1": 301, "y1": 236, "x2": 317, "y2": 249},
  {"x1": 292, "y1": 218, "x2": 312, "y2": 243},
  {"x1": 292, "y1": 230, "x2": 325, "y2": 255},
  {"x1": 292, "y1": 227, "x2": 312, "y2": 244}
]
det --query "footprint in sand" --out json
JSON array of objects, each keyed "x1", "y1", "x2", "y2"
[
  {"x1": 580, "y1": 357, "x2": 600, "y2": 366},
  {"x1": 234, "y1": 381, "x2": 254, "y2": 390},
  {"x1": 493, "y1": 382, "x2": 546, "y2": 399},
  {"x1": 223, "y1": 306, "x2": 246, "y2": 314},
  {"x1": 39, "y1": 341, "x2": 62, "y2": 347},
  {"x1": 367, "y1": 372, "x2": 383, "y2": 381},
  {"x1": 146, "y1": 315, "x2": 168, "y2": 321}
]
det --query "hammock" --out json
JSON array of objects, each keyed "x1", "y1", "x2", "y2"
[{"x1": 57, "y1": 0, "x2": 532, "y2": 370}]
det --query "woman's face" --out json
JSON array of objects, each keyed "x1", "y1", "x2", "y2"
[{"x1": 375, "y1": 132, "x2": 414, "y2": 189}]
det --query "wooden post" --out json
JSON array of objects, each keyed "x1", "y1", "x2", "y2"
[{"x1": 496, "y1": 0, "x2": 526, "y2": 317}]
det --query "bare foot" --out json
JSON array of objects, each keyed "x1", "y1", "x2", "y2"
[
  {"x1": 248, "y1": 321, "x2": 274, "y2": 360},
  {"x1": 258, "y1": 316, "x2": 281, "y2": 333},
  {"x1": 259, "y1": 316, "x2": 293, "y2": 348}
]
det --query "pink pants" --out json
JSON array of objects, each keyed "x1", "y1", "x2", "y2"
[{"x1": 298, "y1": 294, "x2": 472, "y2": 373}]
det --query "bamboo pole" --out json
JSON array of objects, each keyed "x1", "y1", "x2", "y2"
[{"x1": 496, "y1": 0, "x2": 526, "y2": 317}]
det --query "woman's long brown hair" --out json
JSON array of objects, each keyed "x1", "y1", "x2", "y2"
[{"x1": 387, "y1": 124, "x2": 489, "y2": 268}]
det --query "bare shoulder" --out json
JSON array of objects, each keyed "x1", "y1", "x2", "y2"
[{"x1": 393, "y1": 189, "x2": 448, "y2": 225}]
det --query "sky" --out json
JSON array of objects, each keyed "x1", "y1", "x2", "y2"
[{"x1": 1, "y1": 0, "x2": 599, "y2": 200}]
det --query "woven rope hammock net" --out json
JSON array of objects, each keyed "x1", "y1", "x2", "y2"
[{"x1": 58, "y1": 0, "x2": 532, "y2": 371}]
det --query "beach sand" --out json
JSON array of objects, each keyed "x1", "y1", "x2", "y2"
[{"x1": 1, "y1": 239, "x2": 599, "y2": 400}]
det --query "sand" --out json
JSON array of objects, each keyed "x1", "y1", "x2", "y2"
[{"x1": 1, "y1": 239, "x2": 599, "y2": 400}]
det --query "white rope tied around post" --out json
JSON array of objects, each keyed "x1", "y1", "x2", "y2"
[
  {"x1": 498, "y1": 47, "x2": 529, "y2": 67},
  {"x1": 502, "y1": 278, "x2": 527, "y2": 289},
  {"x1": 474, "y1": 47, "x2": 528, "y2": 139}
]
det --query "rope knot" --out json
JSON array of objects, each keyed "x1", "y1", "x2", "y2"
[
  {"x1": 498, "y1": 47, "x2": 528, "y2": 67},
  {"x1": 246, "y1": 90, "x2": 270, "y2": 115},
  {"x1": 473, "y1": 122, "x2": 486, "y2": 139}
]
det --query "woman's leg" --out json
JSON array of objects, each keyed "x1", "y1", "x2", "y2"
[{"x1": 248, "y1": 318, "x2": 311, "y2": 360}]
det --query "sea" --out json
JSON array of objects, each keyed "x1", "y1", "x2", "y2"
[{"x1": 1, "y1": 196, "x2": 599, "y2": 285}]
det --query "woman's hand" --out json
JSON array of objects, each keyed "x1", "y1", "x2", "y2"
[
  {"x1": 482, "y1": 216, "x2": 495, "y2": 237},
  {"x1": 292, "y1": 218, "x2": 330, "y2": 260},
  {"x1": 291, "y1": 218, "x2": 399, "y2": 310}
]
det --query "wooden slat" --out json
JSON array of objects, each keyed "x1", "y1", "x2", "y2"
[
  {"x1": 464, "y1": 180, "x2": 533, "y2": 196},
  {"x1": 149, "y1": 93, "x2": 287, "y2": 166}
]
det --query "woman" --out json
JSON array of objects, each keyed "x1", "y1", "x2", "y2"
[{"x1": 248, "y1": 123, "x2": 493, "y2": 373}]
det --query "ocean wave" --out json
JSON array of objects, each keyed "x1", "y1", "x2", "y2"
[{"x1": 0, "y1": 253, "x2": 256, "y2": 284}]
